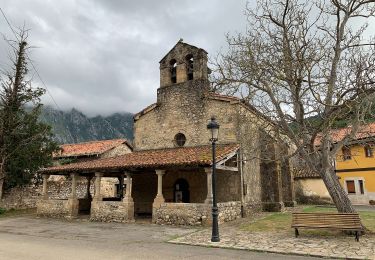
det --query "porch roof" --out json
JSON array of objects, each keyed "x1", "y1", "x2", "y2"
[{"x1": 41, "y1": 143, "x2": 239, "y2": 174}]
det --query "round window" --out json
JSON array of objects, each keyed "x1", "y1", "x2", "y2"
[{"x1": 174, "y1": 133, "x2": 186, "y2": 147}]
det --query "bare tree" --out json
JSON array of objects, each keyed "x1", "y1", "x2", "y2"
[{"x1": 214, "y1": 0, "x2": 375, "y2": 213}]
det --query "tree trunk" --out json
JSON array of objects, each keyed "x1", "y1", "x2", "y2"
[
  {"x1": 0, "y1": 165, "x2": 4, "y2": 200},
  {"x1": 320, "y1": 167, "x2": 356, "y2": 213},
  {"x1": 0, "y1": 178, "x2": 3, "y2": 200}
]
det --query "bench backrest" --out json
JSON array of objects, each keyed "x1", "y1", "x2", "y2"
[{"x1": 292, "y1": 212, "x2": 362, "y2": 230}]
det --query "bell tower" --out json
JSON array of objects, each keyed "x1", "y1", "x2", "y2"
[{"x1": 159, "y1": 39, "x2": 209, "y2": 88}]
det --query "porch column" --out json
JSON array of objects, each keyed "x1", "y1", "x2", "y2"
[
  {"x1": 70, "y1": 173, "x2": 78, "y2": 199},
  {"x1": 118, "y1": 174, "x2": 125, "y2": 199},
  {"x1": 86, "y1": 176, "x2": 93, "y2": 199},
  {"x1": 156, "y1": 170, "x2": 165, "y2": 200},
  {"x1": 93, "y1": 172, "x2": 103, "y2": 201},
  {"x1": 124, "y1": 172, "x2": 133, "y2": 201},
  {"x1": 152, "y1": 169, "x2": 165, "y2": 223},
  {"x1": 42, "y1": 174, "x2": 50, "y2": 200},
  {"x1": 123, "y1": 171, "x2": 134, "y2": 221},
  {"x1": 204, "y1": 168, "x2": 213, "y2": 204},
  {"x1": 67, "y1": 173, "x2": 79, "y2": 218}
]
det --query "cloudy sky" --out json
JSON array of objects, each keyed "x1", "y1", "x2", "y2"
[{"x1": 0, "y1": 0, "x2": 250, "y2": 116}]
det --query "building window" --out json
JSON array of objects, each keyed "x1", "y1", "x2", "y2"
[
  {"x1": 358, "y1": 180, "x2": 365, "y2": 195},
  {"x1": 170, "y1": 59, "x2": 177, "y2": 83},
  {"x1": 174, "y1": 133, "x2": 186, "y2": 147},
  {"x1": 346, "y1": 180, "x2": 356, "y2": 194},
  {"x1": 342, "y1": 146, "x2": 352, "y2": 160},
  {"x1": 364, "y1": 145, "x2": 373, "y2": 158},
  {"x1": 186, "y1": 54, "x2": 194, "y2": 80}
]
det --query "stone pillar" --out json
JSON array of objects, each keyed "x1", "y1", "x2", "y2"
[
  {"x1": 204, "y1": 168, "x2": 213, "y2": 204},
  {"x1": 281, "y1": 156, "x2": 296, "y2": 207},
  {"x1": 260, "y1": 139, "x2": 284, "y2": 212},
  {"x1": 67, "y1": 173, "x2": 79, "y2": 218},
  {"x1": 123, "y1": 172, "x2": 134, "y2": 221},
  {"x1": 42, "y1": 174, "x2": 50, "y2": 200},
  {"x1": 93, "y1": 172, "x2": 103, "y2": 201},
  {"x1": 152, "y1": 169, "x2": 165, "y2": 223},
  {"x1": 118, "y1": 174, "x2": 124, "y2": 199},
  {"x1": 86, "y1": 176, "x2": 93, "y2": 199}
]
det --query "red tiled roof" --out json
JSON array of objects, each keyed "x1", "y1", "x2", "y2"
[
  {"x1": 314, "y1": 122, "x2": 375, "y2": 146},
  {"x1": 53, "y1": 139, "x2": 132, "y2": 158},
  {"x1": 293, "y1": 169, "x2": 321, "y2": 179},
  {"x1": 43, "y1": 143, "x2": 239, "y2": 174}
]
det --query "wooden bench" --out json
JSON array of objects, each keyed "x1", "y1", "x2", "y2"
[{"x1": 291, "y1": 212, "x2": 363, "y2": 241}]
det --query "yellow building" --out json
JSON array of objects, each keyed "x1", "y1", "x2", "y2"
[
  {"x1": 336, "y1": 139, "x2": 375, "y2": 205},
  {"x1": 294, "y1": 123, "x2": 375, "y2": 205}
]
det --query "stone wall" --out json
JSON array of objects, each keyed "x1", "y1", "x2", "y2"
[
  {"x1": 154, "y1": 201, "x2": 241, "y2": 226},
  {"x1": 0, "y1": 185, "x2": 41, "y2": 209},
  {"x1": 90, "y1": 200, "x2": 132, "y2": 223},
  {"x1": 154, "y1": 203, "x2": 211, "y2": 226},
  {"x1": 216, "y1": 170, "x2": 241, "y2": 202},
  {"x1": 217, "y1": 201, "x2": 242, "y2": 223},
  {"x1": 134, "y1": 80, "x2": 249, "y2": 152},
  {"x1": 101, "y1": 144, "x2": 132, "y2": 158},
  {"x1": 36, "y1": 199, "x2": 69, "y2": 218},
  {"x1": 0, "y1": 177, "x2": 118, "y2": 210}
]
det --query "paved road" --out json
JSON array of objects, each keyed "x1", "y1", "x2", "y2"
[{"x1": 0, "y1": 216, "x2": 322, "y2": 260}]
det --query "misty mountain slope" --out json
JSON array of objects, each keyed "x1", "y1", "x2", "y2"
[{"x1": 39, "y1": 106, "x2": 134, "y2": 144}]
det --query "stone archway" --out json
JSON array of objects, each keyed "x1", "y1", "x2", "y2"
[{"x1": 173, "y1": 178, "x2": 190, "y2": 203}]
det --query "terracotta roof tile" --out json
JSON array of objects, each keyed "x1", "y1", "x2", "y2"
[
  {"x1": 314, "y1": 122, "x2": 375, "y2": 146},
  {"x1": 43, "y1": 143, "x2": 239, "y2": 174},
  {"x1": 293, "y1": 169, "x2": 321, "y2": 179},
  {"x1": 53, "y1": 139, "x2": 132, "y2": 158}
]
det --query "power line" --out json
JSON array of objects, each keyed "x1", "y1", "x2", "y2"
[
  {"x1": 0, "y1": 7, "x2": 61, "y2": 110},
  {"x1": 27, "y1": 55, "x2": 61, "y2": 110},
  {"x1": 0, "y1": 7, "x2": 17, "y2": 39}
]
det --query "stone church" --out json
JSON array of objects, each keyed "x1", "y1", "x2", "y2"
[{"x1": 37, "y1": 40, "x2": 295, "y2": 225}]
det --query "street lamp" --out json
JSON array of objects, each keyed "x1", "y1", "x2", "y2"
[{"x1": 207, "y1": 116, "x2": 220, "y2": 242}]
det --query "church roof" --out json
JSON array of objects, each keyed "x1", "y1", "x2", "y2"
[
  {"x1": 42, "y1": 143, "x2": 240, "y2": 174},
  {"x1": 53, "y1": 139, "x2": 132, "y2": 158}
]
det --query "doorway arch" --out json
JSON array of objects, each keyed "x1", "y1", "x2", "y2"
[{"x1": 174, "y1": 178, "x2": 190, "y2": 203}]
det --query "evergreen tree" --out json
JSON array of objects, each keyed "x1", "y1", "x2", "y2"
[{"x1": 0, "y1": 30, "x2": 58, "y2": 198}]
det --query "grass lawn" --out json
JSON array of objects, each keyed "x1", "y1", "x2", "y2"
[
  {"x1": 241, "y1": 205, "x2": 375, "y2": 235},
  {"x1": 0, "y1": 208, "x2": 36, "y2": 219}
]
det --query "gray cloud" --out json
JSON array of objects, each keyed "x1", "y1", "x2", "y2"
[{"x1": 0, "y1": 0, "x2": 246, "y2": 115}]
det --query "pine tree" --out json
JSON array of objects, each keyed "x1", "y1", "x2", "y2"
[{"x1": 0, "y1": 30, "x2": 58, "y2": 198}]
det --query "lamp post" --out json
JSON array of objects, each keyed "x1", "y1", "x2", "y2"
[{"x1": 207, "y1": 116, "x2": 220, "y2": 242}]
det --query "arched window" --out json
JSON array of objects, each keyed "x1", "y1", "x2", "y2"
[
  {"x1": 170, "y1": 59, "x2": 177, "y2": 83},
  {"x1": 186, "y1": 54, "x2": 194, "y2": 80},
  {"x1": 174, "y1": 133, "x2": 186, "y2": 147}
]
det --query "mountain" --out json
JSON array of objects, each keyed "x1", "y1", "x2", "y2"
[{"x1": 39, "y1": 106, "x2": 134, "y2": 144}]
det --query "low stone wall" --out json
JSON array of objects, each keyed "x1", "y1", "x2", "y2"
[
  {"x1": 0, "y1": 185, "x2": 41, "y2": 209},
  {"x1": 217, "y1": 201, "x2": 242, "y2": 223},
  {"x1": 0, "y1": 178, "x2": 117, "y2": 210},
  {"x1": 36, "y1": 199, "x2": 69, "y2": 218},
  {"x1": 154, "y1": 203, "x2": 211, "y2": 226},
  {"x1": 154, "y1": 201, "x2": 242, "y2": 226},
  {"x1": 242, "y1": 202, "x2": 262, "y2": 217},
  {"x1": 90, "y1": 201, "x2": 132, "y2": 223}
]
